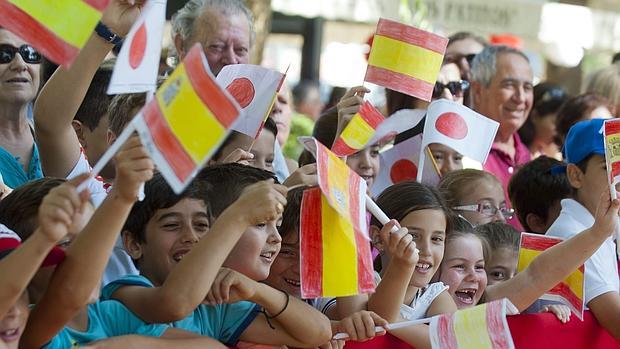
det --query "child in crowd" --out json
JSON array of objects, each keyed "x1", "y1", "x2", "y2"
[
  {"x1": 508, "y1": 156, "x2": 571, "y2": 234},
  {"x1": 476, "y1": 222, "x2": 572, "y2": 322},
  {"x1": 439, "y1": 169, "x2": 512, "y2": 225},
  {"x1": 263, "y1": 186, "x2": 389, "y2": 346},
  {"x1": 545, "y1": 119, "x2": 620, "y2": 339},
  {"x1": 0, "y1": 140, "x2": 224, "y2": 348},
  {"x1": 332, "y1": 181, "x2": 457, "y2": 349},
  {"x1": 474, "y1": 222, "x2": 520, "y2": 285},
  {"x1": 435, "y1": 192, "x2": 618, "y2": 324},
  {"x1": 101, "y1": 164, "x2": 332, "y2": 347}
]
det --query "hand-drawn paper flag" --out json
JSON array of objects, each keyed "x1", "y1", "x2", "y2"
[
  {"x1": 0, "y1": 0, "x2": 109, "y2": 66},
  {"x1": 517, "y1": 233, "x2": 585, "y2": 320},
  {"x1": 216, "y1": 64, "x2": 285, "y2": 138},
  {"x1": 300, "y1": 186, "x2": 374, "y2": 298},
  {"x1": 132, "y1": 43, "x2": 240, "y2": 193},
  {"x1": 107, "y1": 0, "x2": 166, "y2": 94},
  {"x1": 603, "y1": 118, "x2": 620, "y2": 200},
  {"x1": 365, "y1": 18, "x2": 448, "y2": 102},
  {"x1": 300, "y1": 137, "x2": 367, "y2": 223},
  {"x1": 430, "y1": 298, "x2": 517, "y2": 349},
  {"x1": 332, "y1": 101, "x2": 385, "y2": 157},
  {"x1": 417, "y1": 99, "x2": 499, "y2": 183}
]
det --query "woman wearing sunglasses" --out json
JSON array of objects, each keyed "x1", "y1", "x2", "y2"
[{"x1": 0, "y1": 28, "x2": 42, "y2": 189}]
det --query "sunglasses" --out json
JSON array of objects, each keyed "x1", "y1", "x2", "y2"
[
  {"x1": 433, "y1": 80, "x2": 470, "y2": 99},
  {"x1": 0, "y1": 44, "x2": 41, "y2": 64}
]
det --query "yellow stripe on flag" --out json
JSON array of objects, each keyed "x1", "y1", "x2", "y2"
[
  {"x1": 339, "y1": 113, "x2": 375, "y2": 150},
  {"x1": 321, "y1": 194, "x2": 359, "y2": 296},
  {"x1": 368, "y1": 35, "x2": 444, "y2": 84},
  {"x1": 9, "y1": 0, "x2": 101, "y2": 48},
  {"x1": 325, "y1": 151, "x2": 353, "y2": 217},
  {"x1": 453, "y1": 303, "x2": 494, "y2": 349},
  {"x1": 156, "y1": 64, "x2": 226, "y2": 163},
  {"x1": 518, "y1": 248, "x2": 583, "y2": 299}
]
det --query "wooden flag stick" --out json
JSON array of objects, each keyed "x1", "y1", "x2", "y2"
[
  {"x1": 332, "y1": 317, "x2": 432, "y2": 340},
  {"x1": 76, "y1": 121, "x2": 136, "y2": 193},
  {"x1": 425, "y1": 146, "x2": 442, "y2": 178}
]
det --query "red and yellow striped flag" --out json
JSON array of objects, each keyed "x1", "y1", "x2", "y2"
[
  {"x1": 365, "y1": 18, "x2": 448, "y2": 102},
  {"x1": 331, "y1": 101, "x2": 385, "y2": 157},
  {"x1": 0, "y1": 0, "x2": 109, "y2": 66},
  {"x1": 300, "y1": 187, "x2": 374, "y2": 298},
  {"x1": 430, "y1": 298, "x2": 516, "y2": 349},
  {"x1": 133, "y1": 43, "x2": 240, "y2": 193},
  {"x1": 517, "y1": 233, "x2": 585, "y2": 319}
]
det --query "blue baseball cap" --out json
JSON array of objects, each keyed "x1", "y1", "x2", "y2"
[{"x1": 563, "y1": 118, "x2": 606, "y2": 165}]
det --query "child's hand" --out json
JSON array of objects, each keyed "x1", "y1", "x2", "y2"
[
  {"x1": 37, "y1": 174, "x2": 90, "y2": 244},
  {"x1": 112, "y1": 135, "x2": 154, "y2": 203},
  {"x1": 542, "y1": 304, "x2": 572, "y2": 324},
  {"x1": 380, "y1": 220, "x2": 419, "y2": 268},
  {"x1": 334, "y1": 311, "x2": 388, "y2": 342},
  {"x1": 283, "y1": 163, "x2": 318, "y2": 188},
  {"x1": 591, "y1": 190, "x2": 620, "y2": 238},
  {"x1": 334, "y1": 86, "x2": 371, "y2": 146},
  {"x1": 220, "y1": 148, "x2": 254, "y2": 166},
  {"x1": 101, "y1": 0, "x2": 145, "y2": 37},
  {"x1": 233, "y1": 179, "x2": 288, "y2": 226},
  {"x1": 205, "y1": 268, "x2": 258, "y2": 304}
]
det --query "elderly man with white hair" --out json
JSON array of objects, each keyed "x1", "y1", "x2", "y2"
[
  {"x1": 171, "y1": 0, "x2": 255, "y2": 75},
  {"x1": 470, "y1": 45, "x2": 534, "y2": 229}
]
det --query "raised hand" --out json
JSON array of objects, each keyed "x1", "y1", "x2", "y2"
[
  {"x1": 231, "y1": 179, "x2": 288, "y2": 226},
  {"x1": 334, "y1": 86, "x2": 371, "y2": 147},
  {"x1": 283, "y1": 163, "x2": 318, "y2": 188},
  {"x1": 112, "y1": 135, "x2": 155, "y2": 203},
  {"x1": 205, "y1": 268, "x2": 258, "y2": 304},
  {"x1": 591, "y1": 190, "x2": 620, "y2": 238},
  {"x1": 101, "y1": 0, "x2": 146, "y2": 37},
  {"x1": 379, "y1": 220, "x2": 419, "y2": 267}
]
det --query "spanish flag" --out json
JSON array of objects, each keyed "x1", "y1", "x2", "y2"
[
  {"x1": 331, "y1": 101, "x2": 385, "y2": 157},
  {"x1": 517, "y1": 233, "x2": 585, "y2": 320},
  {"x1": 365, "y1": 18, "x2": 448, "y2": 102},
  {"x1": 133, "y1": 43, "x2": 240, "y2": 193},
  {"x1": 300, "y1": 187, "x2": 374, "y2": 298},
  {"x1": 430, "y1": 298, "x2": 517, "y2": 349},
  {"x1": 0, "y1": 0, "x2": 109, "y2": 66}
]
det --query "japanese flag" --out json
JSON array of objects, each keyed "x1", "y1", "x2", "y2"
[
  {"x1": 417, "y1": 99, "x2": 499, "y2": 183},
  {"x1": 216, "y1": 64, "x2": 285, "y2": 137},
  {"x1": 373, "y1": 135, "x2": 441, "y2": 196},
  {"x1": 107, "y1": 0, "x2": 166, "y2": 94}
]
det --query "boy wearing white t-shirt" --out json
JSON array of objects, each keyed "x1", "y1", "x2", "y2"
[{"x1": 546, "y1": 118, "x2": 620, "y2": 339}]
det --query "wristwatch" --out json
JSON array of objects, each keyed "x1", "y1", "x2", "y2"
[{"x1": 94, "y1": 21, "x2": 123, "y2": 46}]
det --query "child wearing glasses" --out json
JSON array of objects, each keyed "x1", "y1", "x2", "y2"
[{"x1": 438, "y1": 169, "x2": 513, "y2": 226}]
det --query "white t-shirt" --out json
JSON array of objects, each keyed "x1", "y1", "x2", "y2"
[
  {"x1": 546, "y1": 199, "x2": 619, "y2": 305},
  {"x1": 374, "y1": 272, "x2": 447, "y2": 320},
  {"x1": 66, "y1": 150, "x2": 139, "y2": 285}
]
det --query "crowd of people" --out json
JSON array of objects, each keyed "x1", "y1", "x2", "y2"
[{"x1": 0, "y1": 0, "x2": 619, "y2": 348}]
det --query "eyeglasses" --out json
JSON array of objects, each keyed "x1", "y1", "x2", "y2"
[
  {"x1": 0, "y1": 44, "x2": 41, "y2": 64},
  {"x1": 453, "y1": 202, "x2": 514, "y2": 220},
  {"x1": 433, "y1": 80, "x2": 470, "y2": 99}
]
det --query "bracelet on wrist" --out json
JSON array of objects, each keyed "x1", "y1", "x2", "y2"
[
  {"x1": 261, "y1": 289, "x2": 290, "y2": 330},
  {"x1": 94, "y1": 21, "x2": 123, "y2": 46}
]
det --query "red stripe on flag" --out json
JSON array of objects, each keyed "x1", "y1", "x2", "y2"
[
  {"x1": 359, "y1": 101, "x2": 385, "y2": 129},
  {"x1": 331, "y1": 139, "x2": 358, "y2": 158},
  {"x1": 375, "y1": 18, "x2": 448, "y2": 55},
  {"x1": 143, "y1": 102, "x2": 196, "y2": 182},
  {"x1": 350, "y1": 174, "x2": 374, "y2": 294},
  {"x1": 605, "y1": 119, "x2": 620, "y2": 134},
  {"x1": 301, "y1": 187, "x2": 324, "y2": 298},
  {"x1": 520, "y1": 234, "x2": 562, "y2": 250},
  {"x1": 316, "y1": 144, "x2": 330, "y2": 194},
  {"x1": 436, "y1": 314, "x2": 458, "y2": 348},
  {"x1": 549, "y1": 280, "x2": 583, "y2": 313},
  {"x1": 82, "y1": 0, "x2": 109, "y2": 10},
  {"x1": 486, "y1": 300, "x2": 511, "y2": 349},
  {"x1": 0, "y1": 2, "x2": 79, "y2": 66},
  {"x1": 183, "y1": 47, "x2": 239, "y2": 128},
  {"x1": 365, "y1": 65, "x2": 434, "y2": 101}
]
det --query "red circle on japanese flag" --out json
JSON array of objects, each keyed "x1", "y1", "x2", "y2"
[
  {"x1": 129, "y1": 23, "x2": 147, "y2": 69},
  {"x1": 390, "y1": 159, "x2": 418, "y2": 183},
  {"x1": 226, "y1": 78, "x2": 255, "y2": 108},
  {"x1": 435, "y1": 112, "x2": 468, "y2": 140}
]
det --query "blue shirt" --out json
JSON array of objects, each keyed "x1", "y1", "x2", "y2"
[
  {"x1": 43, "y1": 300, "x2": 168, "y2": 349},
  {"x1": 0, "y1": 142, "x2": 42, "y2": 189},
  {"x1": 101, "y1": 275, "x2": 260, "y2": 346}
]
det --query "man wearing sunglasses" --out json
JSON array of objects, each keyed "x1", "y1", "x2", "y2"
[
  {"x1": 0, "y1": 28, "x2": 42, "y2": 189},
  {"x1": 470, "y1": 45, "x2": 534, "y2": 231}
]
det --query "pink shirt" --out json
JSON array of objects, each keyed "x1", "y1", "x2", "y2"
[{"x1": 483, "y1": 133, "x2": 531, "y2": 230}]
